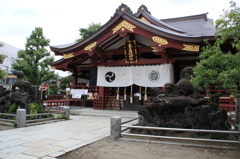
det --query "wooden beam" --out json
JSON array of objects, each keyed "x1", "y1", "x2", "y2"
[{"x1": 92, "y1": 58, "x2": 176, "y2": 66}]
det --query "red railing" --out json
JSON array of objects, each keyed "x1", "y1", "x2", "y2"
[
  {"x1": 199, "y1": 86, "x2": 235, "y2": 112},
  {"x1": 93, "y1": 96, "x2": 104, "y2": 109},
  {"x1": 105, "y1": 96, "x2": 121, "y2": 110}
]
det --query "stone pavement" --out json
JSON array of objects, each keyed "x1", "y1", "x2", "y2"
[{"x1": 0, "y1": 108, "x2": 138, "y2": 159}]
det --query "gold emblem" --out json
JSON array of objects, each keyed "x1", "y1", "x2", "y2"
[
  {"x1": 51, "y1": 66, "x2": 56, "y2": 69},
  {"x1": 124, "y1": 40, "x2": 138, "y2": 63},
  {"x1": 182, "y1": 44, "x2": 200, "y2": 51},
  {"x1": 152, "y1": 36, "x2": 168, "y2": 46},
  {"x1": 128, "y1": 43, "x2": 134, "y2": 61},
  {"x1": 140, "y1": 17, "x2": 150, "y2": 23},
  {"x1": 84, "y1": 42, "x2": 97, "y2": 51},
  {"x1": 112, "y1": 20, "x2": 136, "y2": 34},
  {"x1": 63, "y1": 52, "x2": 74, "y2": 59},
  {"x1": 151, "y1": 47, "x2": 158, "y2": 52}
]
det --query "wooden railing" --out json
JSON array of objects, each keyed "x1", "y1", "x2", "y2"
[
  {"x1": 199, "y1": 86, "x2": 235, "y2": 112},
  {"x1": 105, "y1": 96, "x2": 121, "y2": 110}
]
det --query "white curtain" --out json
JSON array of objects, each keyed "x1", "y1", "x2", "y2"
[
  {"x1": 133, "y1": 64, "x2": 174, "y2": 87},
  {"x1": 97, "y1": 64, "x2": 174, "y2": 87},
  {"x1": 97, "y1": 66, "x2": 133, "y2": 87}
]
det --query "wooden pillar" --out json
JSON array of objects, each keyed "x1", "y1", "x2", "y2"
[
  {"x1": 72, "y1": 72, "x2": 77, "y2": 87},
  {"x1": 98, "y1": 86, "x2": 105, "y2": 109},
  {"x1": 160, "y1": 52, "x2": 169, "y2": 64}
]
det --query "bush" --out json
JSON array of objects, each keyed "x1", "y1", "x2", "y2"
[
  {"x1": 7, "y1": 103, "x2": 18, "y2": 114},
  {"x1": 29, "y1": 103, "x2": 45, "y2": 119},
  {"x1": 44, "y1": 88, "x2": 54, "y2": 96},
  {"x1": 49, "y1": 84, "x2": 58, "y2": 94}
]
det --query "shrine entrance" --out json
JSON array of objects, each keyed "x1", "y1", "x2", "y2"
[{"x1": 48, "y1": 4, "x2": 221, "y2": 110}]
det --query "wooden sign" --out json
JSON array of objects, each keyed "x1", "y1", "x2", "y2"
[{"x1": 124, "y1": 40, "x2": 138, "y2": 63}]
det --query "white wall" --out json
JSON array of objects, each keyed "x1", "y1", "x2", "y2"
[{"x1": 0, "y1": 41, "x2": 20, "y2": 72}]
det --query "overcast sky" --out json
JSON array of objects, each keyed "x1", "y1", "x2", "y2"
[{"x1": 0, "y1": 0, "x2": 234, "y2": 76}]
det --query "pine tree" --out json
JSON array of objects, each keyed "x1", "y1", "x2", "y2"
[{"x1": 12, "y1": 27, "x2": 57, "y2": 85}]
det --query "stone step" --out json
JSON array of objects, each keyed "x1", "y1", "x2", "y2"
[
  {"x1": 76, "y1": 113, "x2": 136, "y2": 119},
  {"x1": 70, "y1": 108, "x2": 138, "y2": 119}
]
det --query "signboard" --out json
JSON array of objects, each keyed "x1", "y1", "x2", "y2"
[
  {"x1": 124, "y1": 40, "x2": 138, "y2": 63},
  {"x1": 70, "y1": 89, "x2": 88, "y2": 99},
  {"x1": 66, "y1": 87, "x2": 71, "y2": 91}
]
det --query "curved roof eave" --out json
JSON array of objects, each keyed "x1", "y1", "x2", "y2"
[
  {"x1": 50, "y1": 14, "x2": 122, "y2": 53},
  {"x1": 140, "y1": 11, "x2": 185, "y2": 33},
  {"x1": 123, "y1": 13, "x2": 216, "y2": 43},
  {"x1": 48, "y1": 58, "x2": 65, "y2": 66},
  {"x1": 161, "y1": 13, "x2": 208, "y2": 22},
  {"x1": 50, "y1": 11, "x2": 216, "y2": 54}
]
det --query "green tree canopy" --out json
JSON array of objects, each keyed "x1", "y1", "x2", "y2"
[
  {"x1": 12, "y1": 27, "x2": 57, "y2": 85},
  {"x1": 60, "y1": 75, "x2": 73, "y2": 90},
  {"x1": 191, "y1": 1, "x2": 240, "y2": 95},
  {"x1": 0, "y1": 43, "x2": 7, "y2": 79},
  {"x1": 49, "y1": 84, "x2": 58, "y2": 94},
  {"x1": 75, "y1": 23, "x2": 102, "y2": 42}
]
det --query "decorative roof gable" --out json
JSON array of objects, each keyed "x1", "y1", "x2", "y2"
[
  {"x1": 135, "y1": 4, "x2": 151, "y2": 17},
  {"x1": 114, "y1": 3, "x2": 133, "y2": 16},
  {"x1": 134, "y1": 4, "x2": 151, "y2": 17},
  {"x1": 50, "y1": 4, "x2": 216, "y2": 55}
]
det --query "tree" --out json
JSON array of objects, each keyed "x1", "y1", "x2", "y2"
[
  {"x1": 60, "y1": 75, "x2": 73, "y2": 90},
  {"x1": 49, "y1": 84, "x2": 58, "y2": 94},
  {"x1": 12, "y1": 27, "x2": 57, "y2": 85},
  {"x1": 75, "y1": 23, "x2": 102, "y2": 42},
  {"x1": 191, "y1": 1, "x2": 240, "y2": 95},
  {"x1": 44, "y1": 88, "x2": 54, "y2": 96},
  {"x1": 0, "y1": 43, "x2": 7, "y2": 79}
]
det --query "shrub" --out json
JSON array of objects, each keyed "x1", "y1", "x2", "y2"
[{"x1": 7, "y1": 103, "x2": 18, "y2": 114}]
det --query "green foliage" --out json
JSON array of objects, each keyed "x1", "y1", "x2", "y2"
[
  {"x1": 44, "y1": 88, "x2": 54, "y2": 96},
  {"x1": 49, "y1": 84, "x2": 58, "y2": 94},
  {"x1": 57, "y1": 113, "x2": 69, "y2": 120},
  {"x1": 215, "y1": 1, "x2": 240, "y2": 50},
  {"x1": 191, "y1": 1, "x2": 240, "y2": 96},
  {"x1": 29, "y1": 103, "x2": 44, "y2": 113},
  {"x1": 7, "y1": 103, "x2": 18, "y2": 114},
  {"x1": 60, "y1": 75, "x2": 73, "y2": 90},
  {"x1": 12, "y1": 117, "x2": 17, "y2": 127},
  {"x1": 29, "y1": 103, "x2": 38, "y2": 119},
  {"x1": 0, "y1": 69, "x2": 7, "y2": 79},
  {"x1": 75, "y1": 23, "x2": 102, "y2": 42},
  {"x1": 0, "y1": 43, "x2": 7, "y2": 79},
  {"x1": 29, "y1": 102, "x2": 45, "y2": 119},
  {"x1": 12, "y1": 27, "x2": 57, "y2": 85},
  {"x1": 0, "y1": 54, "x2": 6, "y2": 64}
]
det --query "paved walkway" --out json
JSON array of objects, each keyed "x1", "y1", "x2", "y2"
[{"x1": 0, "y1": 109, "x2": 138, "y2": 159}]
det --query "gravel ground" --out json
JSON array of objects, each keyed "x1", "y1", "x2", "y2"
[{"x1": 59, "y1": 136, "x2": 240, "y2": 159}]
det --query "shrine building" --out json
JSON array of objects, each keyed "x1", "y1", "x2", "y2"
[{"x1": 48, "y1": 4, "x2": 227, "y2": 110}]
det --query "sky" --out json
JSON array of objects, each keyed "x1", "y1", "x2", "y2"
[{"x1": 0, "y1": 0, "x2": 235, "y2": 76}]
